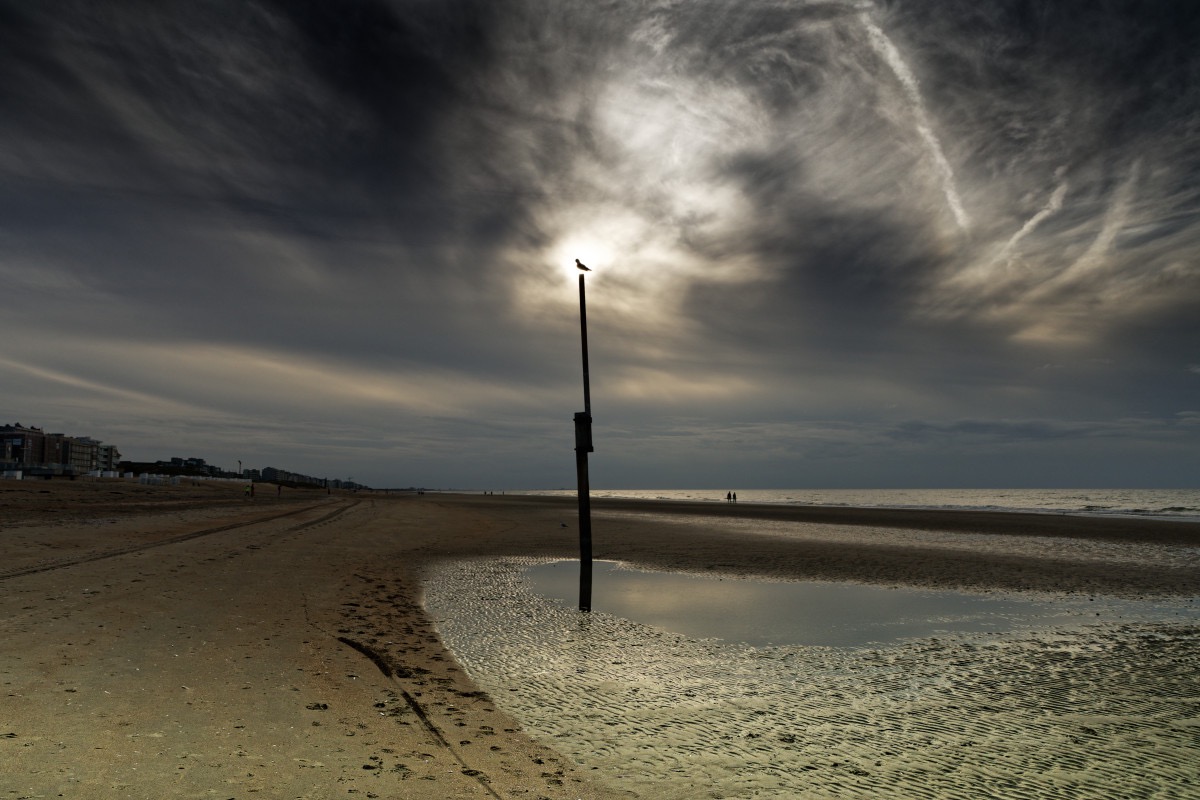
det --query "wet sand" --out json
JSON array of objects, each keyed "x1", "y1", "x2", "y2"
[{"x1": 2, "y1": 482, "x2": 1197, "y2": 798}]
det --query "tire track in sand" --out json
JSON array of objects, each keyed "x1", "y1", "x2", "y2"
[{"x1": 0, "y1": 500, "x2": 358, "y2": 582}]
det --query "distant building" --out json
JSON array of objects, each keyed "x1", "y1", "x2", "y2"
[
  {"x1": 2, "y1": 423, "x2": 122, "y2": 476},
  {"x1": 68, "y1": 436, "x2": 100, "y2": 474},
  {"x1": 1, "y1": 424, "x2": 45, "y2": 469},
  {"x1": 261, "y1": 466, "x2": 328, "y2": 488},
  {"x1": 43, "y1": 433, "x2": 69, "y2": 471},
  {"x1": 98, "y1": 443, "x2": 121, "y2": 471},
  {"x1": 117, "y1": 457, "x2": 232, "y2": 478}
]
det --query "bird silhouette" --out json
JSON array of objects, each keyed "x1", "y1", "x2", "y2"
[{"x1": 575, "y1": 259, "x2": 591, "y2": 271}]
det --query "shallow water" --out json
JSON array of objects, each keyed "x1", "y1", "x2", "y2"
[
  {"x1": 516, "y1": 487, "x2": 1200, "y2": 520},
  {"x1": 425, "y1": 558, "x2": 1200, "y2": 800},
  {"x1": 526, "y1": 560, "x2": 1171, "y2": 648}
]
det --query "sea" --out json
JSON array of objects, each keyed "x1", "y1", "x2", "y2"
[{"x1": 515, "y1": 487, "x2": 1200, "y2": 521}]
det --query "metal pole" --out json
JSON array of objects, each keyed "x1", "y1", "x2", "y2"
[
  {"x1": 575, "y1": 273, "x2": 593, "y2": 612},
  {"x1": 580, "y1": 275, "x2": 591, "y2": 415}
]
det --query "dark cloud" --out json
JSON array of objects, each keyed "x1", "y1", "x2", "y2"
[{"x1": 2, "y1": 0, "x2": 1198, "y2": 487}]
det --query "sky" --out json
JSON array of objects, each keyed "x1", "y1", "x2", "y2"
[{"x1": 2, "y1": 0, "x2": 1198, "y2": 490}]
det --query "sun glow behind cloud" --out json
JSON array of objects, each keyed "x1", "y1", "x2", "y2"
[{"x1": 524, "y1": 54, "x2": 771, "y2": 318}]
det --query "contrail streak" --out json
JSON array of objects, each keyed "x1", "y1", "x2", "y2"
[
  {"x1": 1068, "y1": 161, "x2": 1138, "y2": 273},
  {"x1": 1027, "y1": 161, "x2": 1139, "y2": 298},
  {"x1": 994, "y1": 180, "x2": 1069, "y2": 267},
  {"x1": 860, "y1": 12, "x2": 970, "y2": 231}
]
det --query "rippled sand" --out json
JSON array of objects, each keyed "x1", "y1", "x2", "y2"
[{"x1": 427, "y1": 557, "x2": 1200, "y2": 799}]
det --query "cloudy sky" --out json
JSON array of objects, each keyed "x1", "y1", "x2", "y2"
[{"x1": 2, "y1": 0, "x2": 1198, "y2": 489}]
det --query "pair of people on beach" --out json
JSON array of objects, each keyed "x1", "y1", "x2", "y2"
[{"x1": 726, "y1": 491, "x2": 737, "y2": 502}]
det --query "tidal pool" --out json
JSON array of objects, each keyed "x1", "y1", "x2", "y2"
[
  {"x1": 527, "y1": 559, "x2": 1152, "y2": 648},
  {"x1": 424, "y1": 558, "x2": 1199, "y2": 799}
]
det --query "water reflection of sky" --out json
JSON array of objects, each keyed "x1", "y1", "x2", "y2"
[{"x1": 526, "y1": 560, "x2": 1165, "y2": 648}]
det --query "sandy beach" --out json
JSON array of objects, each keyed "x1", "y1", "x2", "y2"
[{"x1": 2, "y1": 482, "x2": 1197, "y2": 798}]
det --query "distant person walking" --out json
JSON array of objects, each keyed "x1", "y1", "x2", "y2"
[
  {"x1": 726, "y1": 491, "x2": 732, "y2": 503},
  {"x1": 733, "y1": 492, "x2": 737, "y2": 502}
]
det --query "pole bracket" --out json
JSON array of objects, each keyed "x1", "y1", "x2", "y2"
[{"x1": 573, "y1": 412, "x2": 594, "y2": 453}]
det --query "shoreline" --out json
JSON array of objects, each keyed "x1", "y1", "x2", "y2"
[
  {"x1": 497, "y1": 488, "x2": 1200, "y2": 523},
  {"x1": 521, "y1": 492, "x2": 1200, "y2": 540},
  {"x1": 414, "y1": 493, "x2": 1200, "y2": 598}
]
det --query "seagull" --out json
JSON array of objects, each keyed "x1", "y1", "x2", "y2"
[{"x1": 575, "y1": 258, "x2": 591, "y2": 272}]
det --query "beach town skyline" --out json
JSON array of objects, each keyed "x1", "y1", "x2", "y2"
[
  {"x1": 3, "y1": 416, "x2": 1198, "y2": 496},
  {"x1": 4, "y1": 417, "x2": 1196, "y2": 501}
]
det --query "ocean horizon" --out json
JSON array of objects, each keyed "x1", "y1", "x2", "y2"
[{"x1": 512, "y1": 487, "x2": 1200, "y2": 521}]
